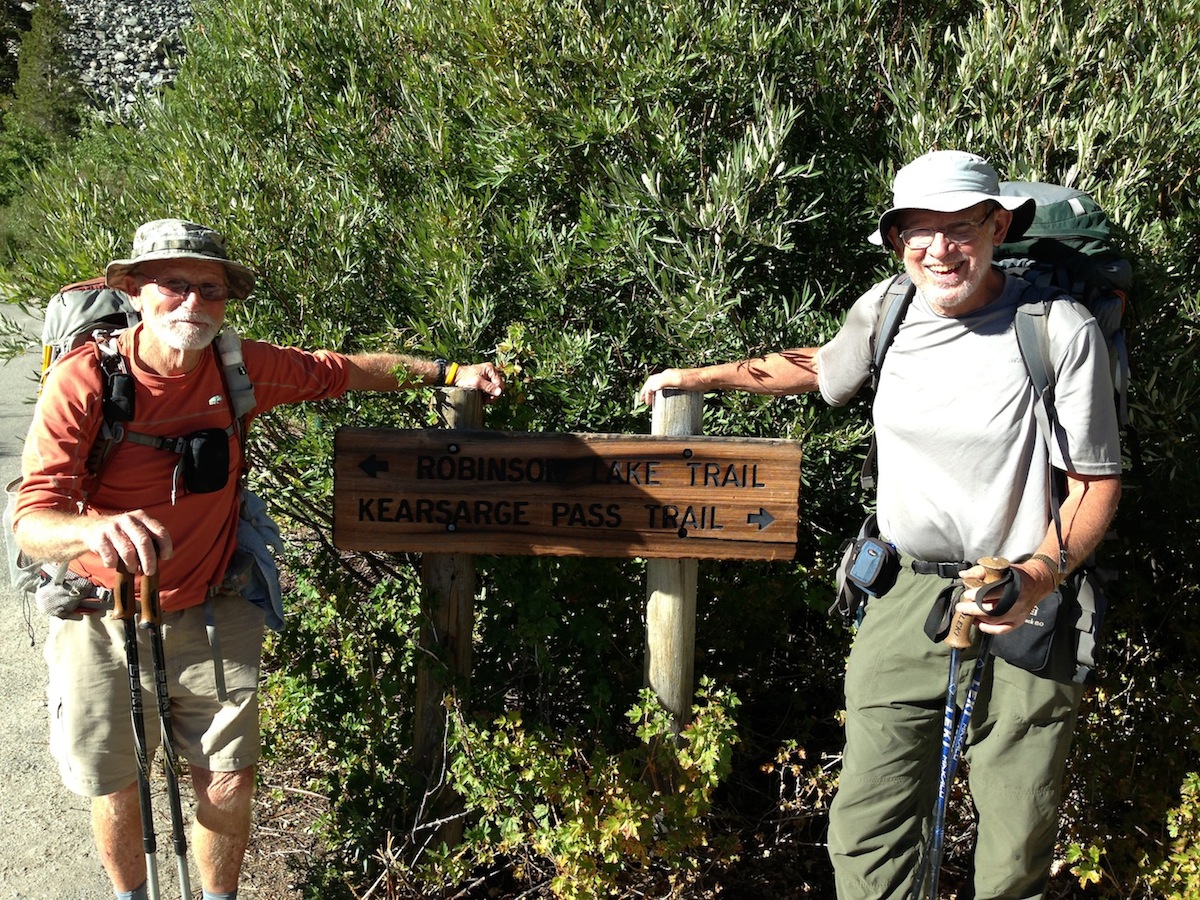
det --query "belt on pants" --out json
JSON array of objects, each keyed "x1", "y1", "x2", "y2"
[{"x1": 899, "y1": 552, "x2": 971, "y2": 580}]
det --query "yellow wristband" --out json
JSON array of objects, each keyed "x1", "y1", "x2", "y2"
[{"x1": 444, "y1": 362, "x2": 459, "y2": 386}]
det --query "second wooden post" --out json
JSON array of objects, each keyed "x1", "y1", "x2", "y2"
[{"x1": 644, "y1": 388, "x2": 703, "y2": 735}]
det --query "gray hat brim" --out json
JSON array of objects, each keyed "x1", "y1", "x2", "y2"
[
  {"x1": 870, "y1": 193, "x2": 1036, "y2": 248},
  {"x1": 105, "y1": 251, "x2": 257, "y2": 300}
]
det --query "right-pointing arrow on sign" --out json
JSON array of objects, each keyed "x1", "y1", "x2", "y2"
[{"x1": 747, "y1": 508, "x2": 775, "y2": 530}]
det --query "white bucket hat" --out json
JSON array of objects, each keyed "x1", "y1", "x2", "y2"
[
  {"x1": 870, "y1": 150, "x2": 1035, "y2": 246},
  {"x1": 106, "y1": 219, "x2": 257, "y2": 299}
]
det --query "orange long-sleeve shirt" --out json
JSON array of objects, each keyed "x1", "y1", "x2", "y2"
[{"x1": 15, "y1": 325, "x2": 351, "y2": 610}]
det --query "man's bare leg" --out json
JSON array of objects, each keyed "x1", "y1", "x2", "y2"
[
  {"x1": 92, "y1": 781, "x2": 146, "y2": 891},
  {"x1": 191, "y1": 765, "x2": 255, "y2": 893}
]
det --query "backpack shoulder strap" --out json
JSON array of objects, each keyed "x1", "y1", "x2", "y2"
[
  {"x1": 870, "y1": 274, "x2": 915, "y2": 392},
  {"x1": 1014, "y1": 298, "x2": 1054, "y2": 400},
  {"x1": 1014, "y1": 289, "x2": 1089, "y2": 469},
  {"x1": 213, "y1": 329, "x2": 257, "y2": 485},
  {"x1": 860, "y1": 275, "x2": 915, "y2": 490},
  {"x1": 1013, "y1": 291, "x2": 1080, "y2": 575},
  {"x1": 85, "y1": 337, "x2": 135, "y2": 480},
  {"x1": 215, "y1": 328, "x2": 257, "y2": 423}
]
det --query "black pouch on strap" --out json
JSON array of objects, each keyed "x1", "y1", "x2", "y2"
[
  {"x1": 993, "y1": 566, "x2": 1109, "y2": 684},
  {"x1": 179, "y1": 427, "x2": 231, "y2": 494},
  {"x1": 992, "y1": 590, "x2": 1063, "y2": 678}
]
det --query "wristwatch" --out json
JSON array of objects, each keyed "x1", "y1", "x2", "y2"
[
  {"x1": 433, "y1": 358, "x2": 448, "y2": 386},
  {"x1": 1031, "y1": 553, "x2": 1065, "y2": 588}
]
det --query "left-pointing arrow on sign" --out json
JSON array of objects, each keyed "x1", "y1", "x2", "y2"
[{"x1": 359, "y1": 454, "x2": 389, "y2": 478}]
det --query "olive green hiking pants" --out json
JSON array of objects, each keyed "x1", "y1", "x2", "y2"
[{"x1": 827, "y1": 565, "x2": 1084, "y2": 900}]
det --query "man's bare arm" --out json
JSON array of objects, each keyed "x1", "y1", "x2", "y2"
[
  {"x1": 637, "y1": 348, "x2": 820, "y2": 406},
  {"x1": 15, "y1": 508, "x2": 174, "y2": 576},
  {"x1": 344, "y1": 353, "x2": 505, "y2": 399},
  {"x1": 963, "y1": 471, "x2": 1121, "y2": 633}
]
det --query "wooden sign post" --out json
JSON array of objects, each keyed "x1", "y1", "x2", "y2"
[
  {"x1": 645, "y1": 388, "x2": 703, "y2": 736},
  {"x1": 413, "y1": 390, "x2": 480, "y2": 848}
]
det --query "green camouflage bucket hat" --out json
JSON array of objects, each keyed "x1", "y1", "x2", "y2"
[{"x1": 105, "y1": 219, "x2": 257, "y2": 299}]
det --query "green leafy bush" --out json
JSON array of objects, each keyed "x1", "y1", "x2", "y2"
[
  {"x1": 1145, "y1": 772, "x2": 1200, "y2": 898},
  {"x1": 429, "y1": 680, "x2": 740, "y2": 899},
  {"x1": 0, "y1": 0, "x2": 81, "y2": 255}
]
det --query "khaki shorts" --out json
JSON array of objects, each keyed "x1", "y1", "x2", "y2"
[{"x1": 44, "y1": 590, "x2": 266, "y2": 797}]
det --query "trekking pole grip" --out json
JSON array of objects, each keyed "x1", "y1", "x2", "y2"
[
  {"x1": 112, "y1": 560, "x2": 135, "y2": 621},
  {"x1": 139, "y1": 570, "x2": 161, "y2": 630},
  {"x1": 945, "y1": 556, "x2": 1011, "y2": 650}
]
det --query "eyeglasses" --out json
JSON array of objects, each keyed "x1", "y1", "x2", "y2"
[
  {"x1": 897, "y1": 209, "x2": 995, "y2": 251},
  {"x1": 148, "y1": 278, "x2": 230, "y2": 302}
]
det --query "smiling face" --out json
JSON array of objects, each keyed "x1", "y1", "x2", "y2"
[
  {"x1": 889, "y1": 201, "x2": 1013, "y2": 316},
  {"x1": 123, "y1": 258, "x2": 229, "y2": 373}
]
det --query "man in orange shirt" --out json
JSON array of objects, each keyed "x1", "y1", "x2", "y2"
[{"x1": 13, "y1": 219, "x2": 505, "y2": 900}]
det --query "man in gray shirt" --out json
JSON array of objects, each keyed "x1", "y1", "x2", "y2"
[{"x1": 639, "y1": 150, "x2": 1121, "y2": 899}]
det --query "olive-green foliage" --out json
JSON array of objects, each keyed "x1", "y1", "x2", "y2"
[
  {"x1": 0, "y1": 0, "x2": 32, "y2": 102},
  {"x1": 0, "y1": 0, "x2": 80, "y2": 239},
  {"x1": 2, "y1": 0, "x2": 1199, "y2": 895}
]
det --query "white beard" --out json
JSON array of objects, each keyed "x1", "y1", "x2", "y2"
[{"x1": 141, "y1": 309, "x2": 222, "y2": 351}]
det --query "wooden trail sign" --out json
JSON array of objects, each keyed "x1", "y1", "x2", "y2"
[{"x1": 334, "y1": 428, "x2": 802, "y2": 560}]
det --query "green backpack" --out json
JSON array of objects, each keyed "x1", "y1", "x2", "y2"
[{"x1": 996, "y1": 180, "x2": 1132, "y2": 438}]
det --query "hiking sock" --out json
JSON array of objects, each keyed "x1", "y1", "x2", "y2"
[
  {"x1": 114, "y1": 884, "x2": 148, "y2": 900},
  {"x1": 202, "y1": 891, "x2": 238, "y2": 900}
]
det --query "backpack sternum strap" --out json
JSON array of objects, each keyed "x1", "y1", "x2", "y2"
[
  {"x1": 119, "y1": 423, "x2": 237, "y2": 454},
  {"x1": 86, "y1": 330, "x2": 255, "y2": 494}
]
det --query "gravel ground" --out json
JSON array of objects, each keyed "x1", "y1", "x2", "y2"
[
  {"x1": 57, "y1": 0, "x2": 194, "y2": 119},
  {"x1": 0, "y1": 312, "x2": 119, "y2": 898}
]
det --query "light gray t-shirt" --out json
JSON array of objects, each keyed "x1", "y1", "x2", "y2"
[{"x1": 816, "y1": 272, "x2": 1121, "y2": 563}]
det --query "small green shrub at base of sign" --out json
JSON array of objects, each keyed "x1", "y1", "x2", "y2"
[{"x1": 422, "y1": 678, "x2": 740, "y2": 899}]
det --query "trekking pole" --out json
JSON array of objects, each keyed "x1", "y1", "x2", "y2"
[
  {"x1": 919, "y1": 556, "x2": 1010, "y2": 900},
  {"x1": 113, "y1": 560, "x2": 161, "y2": 900},
  {"x1": 138, "y1": 564, "x2": 192, "y2": 900}
]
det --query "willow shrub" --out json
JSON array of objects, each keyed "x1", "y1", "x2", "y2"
[{"x1": 1, "y1": 0, "x2": 1199, "y2": 895}]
